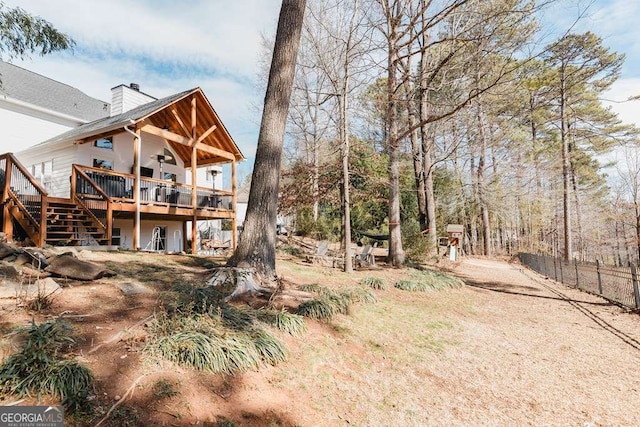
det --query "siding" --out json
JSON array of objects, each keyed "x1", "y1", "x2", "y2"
[
  {"x1": 15, "y1": 142, "x2": 77, "y2": 198},
  {"x1": 0, "y1": 102, "x2": 77, "y2": 154},
  {"x1": 110, "y1": 86, "x2": 156, "y2": 116}
]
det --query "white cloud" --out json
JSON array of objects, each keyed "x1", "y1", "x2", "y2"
[{"x1": 604, "y1": 78, "x2": 640, "y2": 129}]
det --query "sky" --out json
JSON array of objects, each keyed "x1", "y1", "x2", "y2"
[{"x1": 4, "y1": 0, "x2": 640, "y2": 182}]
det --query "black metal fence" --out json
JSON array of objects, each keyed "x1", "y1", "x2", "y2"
[{"x1": 519, "y1": 253, "x2": 640, "y2": 310}]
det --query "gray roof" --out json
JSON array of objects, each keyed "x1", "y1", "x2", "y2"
[
  {"x1": 0, "y1": 61, "x2": 110, "y2": 122},
  {"x1": 36, "y1": 89, "x2": 195, "y2": 147}
]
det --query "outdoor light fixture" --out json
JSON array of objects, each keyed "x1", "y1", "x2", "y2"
[
  {"x1": 151, "y1": 153, "x2": 174, "y2": 179},
  {"x1": 210, "y1": 169, "x2": 218, "y2": 190}
]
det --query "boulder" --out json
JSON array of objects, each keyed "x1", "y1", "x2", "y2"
[
  {"x1": 116, "y1": 282, "x2": 152, "y2": 296},
  {"x1": 0, "y1": 277, "x2": 61, "y2": 299},
  {"x1": 0, "y1": 241, "x2": 19, "y2": 259},
  {"x1": 44, "y1": 253, "x2": 116, "y2": 281},
  {"x1": 23, "y1": 248, "x2": 50, "y2": 268},
  {"x1": 0, "y1": 262, "x2": 19, "y2": 281}
]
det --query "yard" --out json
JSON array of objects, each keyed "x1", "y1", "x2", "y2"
[{"x1": 0, "y1": 250, "x2": 639, "y2": 426}]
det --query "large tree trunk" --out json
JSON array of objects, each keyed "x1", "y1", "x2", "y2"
[
  {"x1": 384, "y1": 1, "x2": 404, "y2": 267},
  {"x1": 339, "y1": 87, "x2": 353, "y2": 272},
  {"x1": 228, "y1": 0, "x2": 306, "y2": 279}
]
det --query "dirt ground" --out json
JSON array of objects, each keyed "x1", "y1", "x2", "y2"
[{"x1": 1, "y1": 251, "x2": 639, "y2": 426}]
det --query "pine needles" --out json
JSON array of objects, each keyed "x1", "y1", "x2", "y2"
[{"x1": 0, "y1": 320, "x2": 93, "y2": 413}]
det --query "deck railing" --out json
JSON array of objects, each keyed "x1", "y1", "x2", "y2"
[
  {"x1": 73, "y1": 164, "x2": 233, "y2": 211},
  {"x1": 0, "y1": 153, "x2": 48, "y2": 245},
  {"x1": 71, "y1": 165, "x2": 112, "y2": 242}
]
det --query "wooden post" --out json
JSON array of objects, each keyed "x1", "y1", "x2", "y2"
[
  {"x1": 106, "y1": 202, "x2": 113, "y2": 245},
  {"x1": 182, "y1": 221, "x2": 188, "y2": 253},
  {"x1": 553, "y1": 255, "x2": 558, "y2": 281},
  {"x1": 596, "y1": 259, "x2": 603, "y2": 295},
  {"x1": 133, "y1": 127, "x2": 141, "y2": 250},
  {"x1": 190, "y1": 95, "x2": 198, "y2": 255},
  {"x1": 574, "y1": 258, "x2": 579, "y2": 289},
  {"x1": 3, "y1": 157, "x2": 13, "y2": 241},
  {"x1": 231, "y1": 159, "x2": 237, "y2": 249},
  {"x1": 39, "y1": 195, "x2": 48, "y2": 247},
  {"x1": 630, "y1": 263, "x2": 640, "y2": 309},
  {"x1": 191, "y1": 146, "x2": 198, "y2": 255}
]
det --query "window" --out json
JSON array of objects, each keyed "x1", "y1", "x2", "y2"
[
  {"x1": 163, "y1": 172, "x2": 177, "y2": 182},
  {"x1": 112, "y1": 228, "x2": 121, "y2": 246},
  {"x1": 94, "y1": 137, "x2": 113, "y2": 150},
  {"x1": 30, "y1": 160, "x2": 53, "y2": 179},
  {"x1": 93, "y1": 159, "x2": 113, "y2": 170},
  {"x1": 163, "y1": 148, "x2": 176, "y2": 165}
]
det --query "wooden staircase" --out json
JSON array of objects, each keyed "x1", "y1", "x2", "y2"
[
  {"x1": 1, "y1": 153, "x2": 110, "y2": 247},
  {"x1": 44, "y1": 199, "x2": 108, "y2": 246}
]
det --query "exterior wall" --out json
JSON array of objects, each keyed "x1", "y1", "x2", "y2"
[
  {"x1": 17, "y1": 129, "x2": 185, "y2": 198},
  {"x1": 114, "y1": 218, "x2": 185, "y2": 252},
  {"x1": 0, "y1": 99, "x2": 79, "y2": 154},
  {"x1": 110, "y1": 85, "x2": 156, "y2": 116},
  {"x1": 15, "y1": 141, "x2": 77, "y2": 197},
  {"x1": 75, "y1": 131, "x2": 185, "y2": 181}
]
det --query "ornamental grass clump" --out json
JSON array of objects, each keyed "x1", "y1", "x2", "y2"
[
  {"x1": 147, "y1": 285, "x2": 304, "y2": 375},
  {"x1": 360, "y1": 276, "x2": 387, "y2": 290},
  {"x1": 394, "y1": 269, "x2": 465, "y2": 292},
  {"x1": 254, "y1": 309, "x2": 307, "y2": 336},
  {"x1": 394, "y1": 280, "x2": 427, "y2": 292},
  {"x1": 0, "y1": 320, "x2": 93, "y2": 414},
  {"x1": 295, "y1": 284, "x2": 376, "y2": 321}
]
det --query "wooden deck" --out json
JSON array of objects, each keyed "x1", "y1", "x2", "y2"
[{"x1": 1, "y1": 154, "x2": 237, "y2": 251}]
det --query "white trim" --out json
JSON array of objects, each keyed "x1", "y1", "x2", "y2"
[{"x1": 0, "y1": 95, "x2": 91, "y2": 123}]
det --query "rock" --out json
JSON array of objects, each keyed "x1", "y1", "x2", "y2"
[
  {"x1": 0, "y1": 277, "x2": 60, "y2": 299},
  {"x1": 116, "y1": 282, "x2": 152, "y2": 296},
  {"x1": 14, "y1": 254, "x2": 30, "y2": 266},
  {"x1": 44, "y1": 254, "x2": 116, "y2": 281},
  {"x1": 2, "y1": 255, "x2": 16, "y2": 263},
  {"x1": 23, "y1": 248, "x2": 49, "y2": 268},
  {"x1": 0, "y1": 241, "x2": 18, "y2": 259},
  {"x1": 19, "y1": 265, "x2": 51, "y2": 279},
  {"x1": 0, "y1": 262, "x2": 19, "y2": 281},
  {"x1": 34, "y1": 277, "x2": 61, "y2": 295},
  {"x1": 42, "y1": 247, "x2": 78, "y2": 259}
]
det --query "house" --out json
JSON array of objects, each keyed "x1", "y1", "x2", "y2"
[
  {"x1": 0, "y1": 62, "x2": 244, "y2": 253},
  {"x1": 0, "y1": 61, "x2": 110, "y2": 152}
]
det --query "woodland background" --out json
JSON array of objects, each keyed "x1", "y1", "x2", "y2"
[{"x1": 272, "y1": 0, "x2": 640, "y2": 266}]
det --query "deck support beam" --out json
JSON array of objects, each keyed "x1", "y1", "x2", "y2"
[
  {"x1": 2, "y1": 160, "x2": 12, "y2": 241},
  {"x1": 232, "y1": 159, "x2": 237, "y2": 249},
  {"x1": 191, "y1": 95, "x2": 198, "y2": 255},
  {"x1": 126, "y1": 125, "x2": 142, "y2": 250}
]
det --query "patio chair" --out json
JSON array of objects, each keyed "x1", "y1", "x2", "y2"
[{"x1": 354, "y1": 244, "x2": 375, "y2": 268}]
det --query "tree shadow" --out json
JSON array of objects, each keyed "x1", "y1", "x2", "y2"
[{"x1": 464, "y1": 278, "x2": 614, "y2": 307}]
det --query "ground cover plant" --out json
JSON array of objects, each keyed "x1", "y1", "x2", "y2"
[
  {"x1": 296, "y1": 284, "x2": 376, "y2": 320},
  {"x1": 145, "y1": 283, "x2": 305, "y2": 375},
  {"x1": 0, "y1": 320, "x2": 93, "y2": 414}
]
